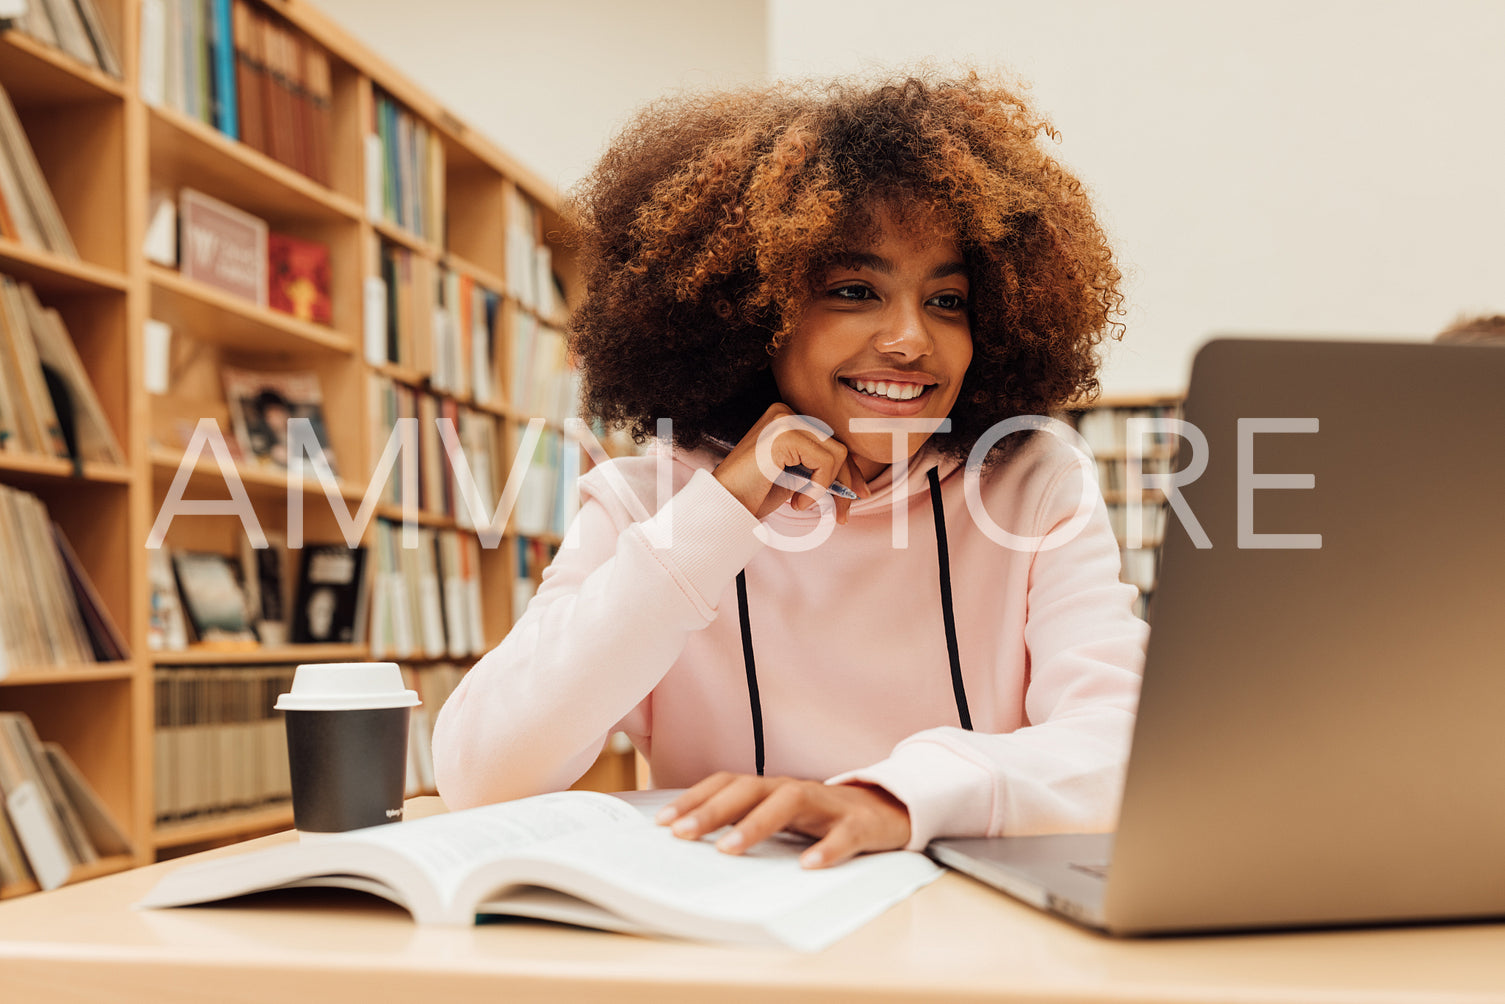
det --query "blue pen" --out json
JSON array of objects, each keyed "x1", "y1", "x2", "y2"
[{"x1": 703, "y1": 435, "x2": 860, "y2": 500}]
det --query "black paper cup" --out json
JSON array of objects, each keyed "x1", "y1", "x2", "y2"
[{"x1": 275, "y1": 663, "x2": 420, "y2": 837}]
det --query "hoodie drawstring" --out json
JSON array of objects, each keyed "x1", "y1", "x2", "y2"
[{"x1": 734, "y1": 466, "x2": 971, "y2": 777}]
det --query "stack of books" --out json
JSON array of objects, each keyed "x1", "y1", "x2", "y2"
[
  {"x1": 152, "y1": 665, "x2": 295, "y2": 825},
  {"x1": 0, "y1": 274, "x2": 125, "y2": 465},
  {"x1": 367, "y1": 88, "x2": 443, "y2": 244},
  {"x1": 0, "y1": 485, "x2": 128, "y2": 675},
  {"x1": 0, "y1": 82, "x2": 77, "y2": 257},
  {"x1": 369, "y1": 519, "x2": 485, "y2": 662},
  {"x1": 138, "y1": 0, "x2": 334, "y2": 186},
  {"x1": 399, "y1": 662, "x2": 466, "y2": 796},
  {"x1": 0, "y1": 711, "x2": 132, "y2": 895},
  {"x1": 5, "y1": 0, "x2": 121, "y2": 78}
]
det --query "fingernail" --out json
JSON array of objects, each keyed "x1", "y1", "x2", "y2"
[
  {"x1": 716, "y1": 831, "x2": 745, "y2": 853},
  {"x1": 800, "y1": 848, "x2": 824, "y2": 868},
  {"x1": 672, "y1": 816, "x2": 698, "y2": 837},
  {"x1": 655, "y1": 806, "x2": 678, "y2": 825}
]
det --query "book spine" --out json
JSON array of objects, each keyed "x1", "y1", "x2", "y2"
[{"x1": 210, "y1": 0, "x2": 238, "y2": 139}]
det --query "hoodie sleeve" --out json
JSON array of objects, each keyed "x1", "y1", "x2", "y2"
[
  {"x1": 431, "y1": 465, "x2": 763, "y2": 809},
  {"x1": 828, "y1": 456, "x2": 1148, "y2": 849}
]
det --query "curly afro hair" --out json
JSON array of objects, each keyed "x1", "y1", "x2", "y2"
[{"x1": 565, "y1": 69, "x2": 1125, "y2": 465}]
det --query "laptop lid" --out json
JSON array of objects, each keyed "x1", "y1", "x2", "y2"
[{"x1": 1101, "y1": 337, "x2": 1505, "y2": 935}]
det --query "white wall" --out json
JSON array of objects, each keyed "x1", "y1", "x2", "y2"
[
  {"x1": 311, "y1": 0, "x2": 1505, "y2": 395},
  {"x1": 771, "y1": 0, "x2": 1505, "y2": 393},
  {"x1": 309, "y1": 0, "x2": 768, "y2": 194}
]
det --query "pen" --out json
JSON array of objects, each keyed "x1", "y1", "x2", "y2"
[{"x1": 703, "y1": 436, "x2": 860, "y2": 500}]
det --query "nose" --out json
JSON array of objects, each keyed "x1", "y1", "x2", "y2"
[{"x1": 872, "y1": 301, "x2": 932, "y2": 360}]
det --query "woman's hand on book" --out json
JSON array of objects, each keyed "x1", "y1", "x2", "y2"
[
  {"x1": 654, "y1": 773, "x2": 911, "y2": 868},
  {"x1": 712, "y1": 404, "x2": 870, "y2": 523}
]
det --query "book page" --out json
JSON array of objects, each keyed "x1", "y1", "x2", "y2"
[
  {"x1": 486, "y1": 821, "x2": 940, "y2": 950},
  {"x1": 342, "y1": 790, "x2": 642, "y2": 912}
]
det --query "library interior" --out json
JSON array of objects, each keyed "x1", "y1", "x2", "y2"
[{"x1": 0, "y1": 1, "x2": 1502, "y2": 1001}]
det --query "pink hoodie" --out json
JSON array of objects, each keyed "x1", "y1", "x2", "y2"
[{"x1": 431, "y1": 431, "x2": 1147, "y2": 849}]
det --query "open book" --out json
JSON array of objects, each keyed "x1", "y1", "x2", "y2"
[{"x1": 135, "y1": 790, "x2": 941, "y2": 951}]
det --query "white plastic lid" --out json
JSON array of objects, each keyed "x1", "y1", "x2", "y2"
[{"x1": 274, "y1": 662, "x2": 421, "y2": 711}]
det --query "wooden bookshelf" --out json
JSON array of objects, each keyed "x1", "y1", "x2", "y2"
[
  {"x1": 153, "y1": 803, "x2": 293, "y2": 852},
  {"x1": 1057, "y1": 393, "x2": 1186, "y2": 623},
  {"x1": 0, "y1": 0, "x2": 620, "y2": 896}
]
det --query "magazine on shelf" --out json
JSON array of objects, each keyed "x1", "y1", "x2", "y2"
[
  {"x1": 221, "y1": 366, "x2": 338, "y2": 477},
  {"x1": 289, "y1": 544, "x2": 368, "y2": 645},
  {"x1": 136, "y1": 789, "x2": 941, "y2": 951},
  {"x1": 170, "y1": 550, "x2": 257, "y2": 644}
]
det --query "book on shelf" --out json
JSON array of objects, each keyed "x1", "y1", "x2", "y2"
[
  {"x1": 267, "y1": 231, "x2": 332, "y2": 324},
  {"x1": 7, "y1": 0, "x2": 120, "y2": 78},
  {"x1": 170, "y1": 549, "x2": 258, "y2": 645},
  {"x1": 398, "y1": 663, "x2": 465, "y2": 796},
  {"x1": 207, "y1": 0, "x2": 237, "y2": 140},
  {"x1": 369, "y1": 88, "x2": 444, "y2": 244},
  {"x1": 0, "y1": 711, "x2": 131, "y2": 893},
  {"x1": 179, "y1": 187, "x2": 268, "y2": 305},
  {"x1": 513, "y1": 426, "x2": 580, "y2": 539},
  {"x1": 153, "y1": 664, "x2": 294, "y2": 825},
  {"x1": 510, "y1": 307, "x2": 578, "y2": 425},
  {"x1": 52, "y1": 524, "x2": 130, "y2": 661},
  {"x1": 148, "y1": 547, "x2": 190, "y2": 652},
  {"x1": 0, "y1": 79, "x2": 77, "y2": 257},
  {"x1": 240, "y1": 532, "x2": 290, "y2": 648},
  {"x1": 289, "y1": 544, "x2": 369, "y2": 645},
  {"x1": 368, "y1": 380, "x2": 508, "y2": 523},
  {"x1": 0, "y1": 275, "x2": 68, "y2": 459},
  {"x1": 373, "y1": 238, "x2": 433, "y2": 369},
  {"x1": 512, "y1": 536, "x2": 559, "y2": 626},
  {"x1": 505, "y1": 188, "x2": 540, "y2": 310},
  {"x1": 143, "y1": 186, "x2": 178, "y2": 265},
  {"x1": 0, "y1": 274, "x2": 126, "y2": 465},
  {"x1": 221, "y1": 365, "x2": 338, "y2": 477},
  {"x1": 369, "y1": 520, "x2": 484, "y2": 661},
  {"x1": 138, "y1": 0, "x2": 332, "y2": 184},
  {"x1": 0, "y1": 484, "x2": 99, "y2": 675},
  {"x1": 137, "y1": 788, "x2": 942, "y2": 950}
]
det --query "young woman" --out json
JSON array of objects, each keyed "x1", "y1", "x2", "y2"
[{"x1": 432, "y1": 71, "x2": 1147, "y2": 869}]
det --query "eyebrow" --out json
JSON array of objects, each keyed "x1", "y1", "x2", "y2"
[{"x1": 831, "y1": 252, "x2": 968, "y2": 281}]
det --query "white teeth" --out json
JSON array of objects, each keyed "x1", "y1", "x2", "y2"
[{"x1": 850, "y1": 379, "x2": 926, "y2": 401}]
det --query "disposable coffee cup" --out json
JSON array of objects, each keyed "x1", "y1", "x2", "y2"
[{"x1": 275, "y1": 662, "x2": 419, "y2": 838}]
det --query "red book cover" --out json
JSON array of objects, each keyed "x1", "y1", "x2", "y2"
[{"x1": 267, "y1": 231, "x2": 332, "y2": 323}]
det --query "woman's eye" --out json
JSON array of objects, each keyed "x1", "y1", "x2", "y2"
[
  {"x1": 930, "y1": 293, "x2": 968, "y2": 311},
  {"x1": 830, "y1": 284, "x2": 873, "y2": 301}
]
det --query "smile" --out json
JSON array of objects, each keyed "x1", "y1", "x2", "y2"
[{"x1": 839, "y1": 378, "x2": 932, "y2": 402}]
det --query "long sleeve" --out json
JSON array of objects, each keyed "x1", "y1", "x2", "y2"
[
  {"x1": 431, "y1": 466, "x2": 763, "y2": 809},
  {"x1": 828, "y1": 459, "x2": 1147, "y2": 848}
]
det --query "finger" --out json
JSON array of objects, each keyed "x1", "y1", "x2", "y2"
[
  {"x1": 800, "y1": 819, "x2": 868, "y2": 869},
  {"x1": 755, "y1": 483, "x2": 796, "y2": 519},
  {"x1": 785, "y1": 440, "x2": 847, "y2": 511},
  {"x1": 669, "y1": 776, "x2": 774, "y2": 841},
  {"x1": 835, "y1": 492, "x2": 851, "y2": 525},
  {"x1": 656, "y1": 772, "x2": 740, "y2": 825},
  {"x1": 714, "y1": 781, "x2": 814, "y2": 855},
  {"x1": 841, "y1": 456, "x2": 873, "y2": 500}
]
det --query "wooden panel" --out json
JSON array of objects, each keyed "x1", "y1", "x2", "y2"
[
  {"x1": 0, "y1": 31, "x2": 126, "y2": 104},
  {"x1": 0, "y1": 678, "x2": 136, "y2": 835},
  {"x1": 148, "y1": 106, "x2": 360, "y2": 223},
  {"x1": 447, "y1": 165, "x2": 506, "y2": 277},
  {"x1": 16, "y1": 99, "x2": 128, "y2": 270}
]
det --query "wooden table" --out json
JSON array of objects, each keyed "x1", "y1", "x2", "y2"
[{"x1": 2, "y1": 798, "x2": 1504, "y2": 1003}]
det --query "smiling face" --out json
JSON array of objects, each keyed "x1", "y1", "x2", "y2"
[{"x1": 770, "y1": 203, "x2": 973, "y2": 482}]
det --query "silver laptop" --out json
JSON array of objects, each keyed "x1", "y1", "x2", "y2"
[{"x1": 928, "y1": 337, "x2": 1505, "y2": 936}]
